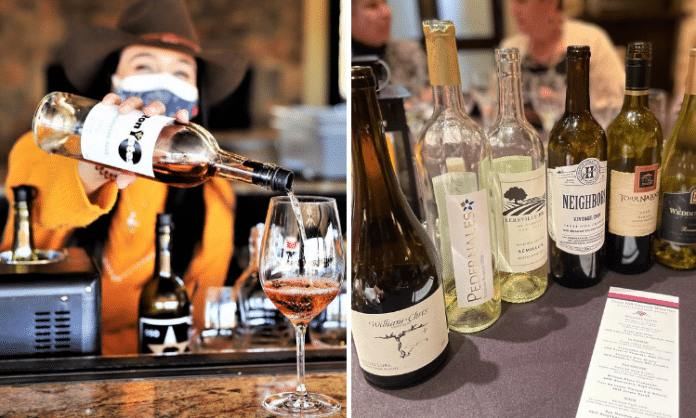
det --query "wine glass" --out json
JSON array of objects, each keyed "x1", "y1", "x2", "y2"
[
  {"x1": 590, "y1": 84, "x2": 623, "y2": 132},
  {"x1": 530, "y1": 71, "x2": 566, "y2": 146},
  {"x1": 259, "y1": 195, "x2": 345, "y2": 416},
  {"x1": 470, "y1": 70, "x2": 498, "y2": 132}
]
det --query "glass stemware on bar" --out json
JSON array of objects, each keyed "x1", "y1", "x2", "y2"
[{"x1": 259, "y1": 195, "x2": 345, "y2": 417}]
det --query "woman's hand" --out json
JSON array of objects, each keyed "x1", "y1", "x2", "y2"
[{"x1": 77, "y1": 93, "x2": 190, "y2": 195}]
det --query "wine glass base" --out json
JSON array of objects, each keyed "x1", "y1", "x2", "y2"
[{"x1": 262, "y1": 392, "x2": 341, "y2": 417}]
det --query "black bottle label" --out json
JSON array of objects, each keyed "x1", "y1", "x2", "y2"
[
  {"x1": 139, "y1": 316, "x2": 192, "y2": 354},
  {"x1": 659, "y1": 188, "x2": 696, "y2": 245}
]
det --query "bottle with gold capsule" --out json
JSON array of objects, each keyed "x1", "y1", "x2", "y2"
[{"x1": 415, "y1": 20, "x2": 500, "y2": 333}]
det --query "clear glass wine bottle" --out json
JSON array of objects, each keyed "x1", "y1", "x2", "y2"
[
  {"x1": 488, "y1": 48, "x2": 548, "y2": 303},
  {"x1": 33, "y1": 92, "x2": 293, "y2": 192},
  {"x1": 415, "y1": 20, "x2": 500, "y2": 333}
]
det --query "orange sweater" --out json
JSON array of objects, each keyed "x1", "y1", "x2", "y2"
[{"x1": 1, "y1": 132, "x2": 235, "y2": 355}]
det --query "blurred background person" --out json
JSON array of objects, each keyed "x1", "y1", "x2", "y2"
[
  {"x1": 351, "y1": 0, "x2": 430, "y2": 108},
  {"x1": 501, "y1": 0, "x2": 625, "y2": 130}
]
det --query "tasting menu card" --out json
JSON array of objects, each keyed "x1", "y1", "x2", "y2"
[{"x1": 576, "y1": 287, "x2": 679, "y2": 418}]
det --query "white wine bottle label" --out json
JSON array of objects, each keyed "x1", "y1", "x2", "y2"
[
  {"x1": 496, "y1": 165, "x2": 547, "y2": 272},
  {"x1": 432, "y1": 171, "x2": 478, "y2": 283},
  {"x1": 608, "y1": 165, "x2": 660, "y2": 237},
  {"x1": 659, "y1": 187, "x2": 696, "y2": 245},
  {"x1": 547, "y1": 158, "x2": 607, "y2": 255},
  {"x1": 139, "y1": 316, "x2": 192, "y2": 354},
  {"x1": 444, "y1": 189, "x2": 495, "y2": 308},
  {"x1": 351, "y1": 288, "x2": 449, "y2": 377},
  {"x1": 82, "y1": 103, "x2": 171, "y2": 177}
]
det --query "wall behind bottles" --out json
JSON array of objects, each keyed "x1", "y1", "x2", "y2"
[{"x1": 0, "y1": 0, "x2": 306, "y2": 165}]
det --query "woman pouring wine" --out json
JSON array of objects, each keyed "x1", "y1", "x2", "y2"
[{"x1": 0, "y1": 0, "x2": 249, "y2": 355}]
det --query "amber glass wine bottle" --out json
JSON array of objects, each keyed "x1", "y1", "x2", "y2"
[
  {"x1": 351, "y1": 66, "x2": 449, "y2": 389},
  {"x1": 606, "y1": 42, "x2": 662, "y2": 274},
  {"x1": 547, "y1": 46, "x2": 607, "y2": 288},
  {"x1": 652, "y1": 48, "x2": 696, "y2": 270},
  {"x1": 138, "y1": 213, "x2": 191, "y2": 354},
  {"x1": 415, "y1": 20, "x2": 500, "y2": 332},
  {"x1": 33, "y1": 92, "x2": 293, "y2": 191}
]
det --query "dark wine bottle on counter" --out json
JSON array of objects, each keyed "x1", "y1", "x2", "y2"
[
  {"x1": 351, "y1": 66, "x2": 449, "y2": 389},
  {"x1": 9, "y1": 185, "x2": 39, "y2": 262},
  {"x1": 652, "y1": 48, "x2": 696, "y2": 270},
  {"x1": 32, "y1": 92, "x2": 293, "y2": 191},
  {"x1": 547, "y1": 46, "x2": 608, "y2": 288},
  {"x1": 138, "y1": 213, "x2": 191, "y2": 354},
  {"x1": 606, "y1": 42, "x2": 662, "y2": 274}
]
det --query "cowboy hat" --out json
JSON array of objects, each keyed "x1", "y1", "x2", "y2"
[{"x1": 61, "y1": 0, "x2": 248, "y2": 106}]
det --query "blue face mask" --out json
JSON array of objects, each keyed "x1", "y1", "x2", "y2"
[{"x1": 112, "y1": 73, "x2": 199, "y2": 118}]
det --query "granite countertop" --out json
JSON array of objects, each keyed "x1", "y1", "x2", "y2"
[{"x1": 0, "y1": 370, "x2": 346, "y2": 417}]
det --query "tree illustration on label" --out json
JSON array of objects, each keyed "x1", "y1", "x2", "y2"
[
  {"x1": 147, "y1": 325, "x2": 189, "y2": 354},
  {"x1": 504, "y1": 187, "x2": 527, "y2": 203},
  {"x1": 376, "y1": 323, "x2": 427, "y2": 359},
  {"x1": 503, "y1": 186, "x2": 545, "y2": 216}
]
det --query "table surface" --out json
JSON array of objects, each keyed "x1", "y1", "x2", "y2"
[
  {"x1": 351, "y1": 264, "x2": 695, "y2": 418},
  {"x1": 0, "y1": 369, "x2": 346, "y2": 417}
]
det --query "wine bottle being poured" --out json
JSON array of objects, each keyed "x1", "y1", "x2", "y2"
[{"x1": 32, "y1": 92, "x2": 294, "y2": 192}]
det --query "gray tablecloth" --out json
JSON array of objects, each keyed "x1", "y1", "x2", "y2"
[{"x1": 351, "y1": 264, "x2": 695, "y2": 417}]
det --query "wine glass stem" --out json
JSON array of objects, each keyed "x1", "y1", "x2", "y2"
[{"x1": 294, "y1": 324, "x2": 308, "y2": 397}]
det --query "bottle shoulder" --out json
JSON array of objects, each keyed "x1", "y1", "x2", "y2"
[
  {"x1": 140, "y1": 274, "x2": 189, "y2": 305},
  {"x1": 488, "y1": 120, "x2": 544, "y2": 159},
  {"x1": 607, "y1": 107, "x2": 662, "y2": 137},
  {"x1": 419, "y1": 108, "x2": 486, "y2": 142}
]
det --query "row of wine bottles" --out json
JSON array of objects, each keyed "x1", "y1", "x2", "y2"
[{"x1": 350, "y1": 19, "x2": 696, "y2": 389}]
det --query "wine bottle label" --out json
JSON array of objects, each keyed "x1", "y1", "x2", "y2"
[
  {"x1": 82, "y1": 103, "x2": 171, "y2": 177},
  {"x1": 432, "y1": 171, "x2": 478, "y2": 284},
  {"x1": 139, "y1": 316, "x2": 192, "y2": 354},
  {"x1": 608, "y1": 165, "x2": 660, "y2": 237},
  {"x1": 496, "y1": 165, "x2": 548, "y2": 272},
  {"x1": 659, "y1": 187, "x2": 696, "y2": 245},
  {"x1": 351, "y1": 288, "x2": 449, "y2": 377},
  {"x1": 444, "y1": 188, "x2": 495, "y2": 308},
  {"x1": 547, "y1": 158, "x2": 608, "y2": 255}
]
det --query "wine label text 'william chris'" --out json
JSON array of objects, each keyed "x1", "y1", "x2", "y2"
[{"x1": 352, "y1": 289, "x2": 449, "y2": 377}]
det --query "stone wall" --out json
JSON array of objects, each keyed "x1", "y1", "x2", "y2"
[{"x1": 0, "y1": 0, "x2": 304, "y2": 162}]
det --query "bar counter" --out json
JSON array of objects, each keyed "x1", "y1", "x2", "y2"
[
  {"x1": 0, "y1": 348, "x2": 346, "y2": 417},
  {"x1": 352, "y1": 264, "x2": 696, "y2": 417}
]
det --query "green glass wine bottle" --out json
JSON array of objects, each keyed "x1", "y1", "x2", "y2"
[
  {"x1": 351, "y1": 66, "x2": 450, "y2": 388},
  {"x1": 606, "y1": 41, "x2": 662, "y2": 274},
  {"x1": 652, "y1": 48, "x2": 696, "y2": 270},
  {"x1": 547, "y1": 46, "x2": 608, "y2": 288}
]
